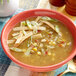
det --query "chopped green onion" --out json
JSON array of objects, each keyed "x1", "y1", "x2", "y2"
[
  {"x1": 41, "y1": 16, "x2": 58, "y2": 22},
  {"x1": 27, "y1": 41, "x2": 30, "y2": 47},
  {"x1": 27, "y1": 36, "x2": 32, "y2": 48},
  {"x1": 42, "y1": 17, "x2": 52, "y2": 20},
  {"x1": 55, "y1": 25, "x2": 60, "y2": 33},
  {"x1": 30, "y1": 36, "x2": 32, "y2": 42},
  {"x1": 24, "y1": 48, "x2": 31, "y2": 56},
  {"x1": 37, "y1": 51, "x2": 41, "y2": 55},
  {"x1": 31, "y1": 21, "x2": 38, "y2": 34},
  {"x1": 26, "y1": 20, "x2": 32, "y2": 29},
  {"x1": 55, "y1": 25, "x2": 62, "y2": 36},
  {"x1": 50, "y1": 19, "x2": 58, "y2": 22},
  {"x1": 31, "y1": 21, "x2": 39, "y2": 26},
  {"x1": 22, "y1": 30, "x2": 26, "y2": 35},
  {"x1": 21, "y1": 21, "x2": 27, "y2": 26},
  {"x1": 41, "y1": 48, "x2": 45, "y2": 54}
]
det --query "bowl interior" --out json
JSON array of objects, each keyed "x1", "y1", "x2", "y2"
[{"x1": 1, "y1": 9, "x2": 76, "y2": 72}]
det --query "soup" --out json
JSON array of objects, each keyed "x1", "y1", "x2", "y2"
[{"x1": 7, "y1": 16, "x2": 73, "y2": 66}]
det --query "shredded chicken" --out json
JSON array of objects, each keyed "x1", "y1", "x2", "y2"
[
  {"x1": 14, "y1": 32, "x2": 33, "y2": 47},
  {"x1": 13, "y1": 26, "x2": 46, "y2": 31},
  {"x1": 32, "y1": 34, "x2": 42, "y2": 39}
]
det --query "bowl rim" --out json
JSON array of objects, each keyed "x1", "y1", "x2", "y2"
[{"x1": 1, "y1": 9, "x2": 76, "y2": 70}]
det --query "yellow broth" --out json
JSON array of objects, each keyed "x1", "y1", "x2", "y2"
[{"x1": 8, "y1": 16, "x2": 73, "y2": 66}]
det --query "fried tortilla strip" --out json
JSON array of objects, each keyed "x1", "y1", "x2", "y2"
[
  {"x1": 35, "y1": 16, "x2": 41, "y2": 22},
  {"x1": 15, "y1": 31, "x2": 23, "y2": 44},
  {"x1": 12, "y1": 32, "x2": 19, "y2": 36},
  {"x1": 41, "y1": 20, "x2": 55, "y2": 30},
  {"x1": 13, "y1": 26, "x2": 46, "y2": 31},
  {"x1": 9, "y1": 47, "x2": 24, "y2": 52},
  {"x1": 7, "y1": 40, "x2": 15, "y2": 44},
  {"x1": 14, "y1": 32, "x2": 33, "y2": 47},
  {"x1": 41, "y1": 20, "x2": 62, "y2": 36}
]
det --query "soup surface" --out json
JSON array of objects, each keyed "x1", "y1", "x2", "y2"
[{"x1": 7, "y1": 16, "x2": 73, "y2": 66}]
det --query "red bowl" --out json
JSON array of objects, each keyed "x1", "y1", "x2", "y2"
[{"x1": 1, "y1": 9, "x2": 76, "y2": 72}]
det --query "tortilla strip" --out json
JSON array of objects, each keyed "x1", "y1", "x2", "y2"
[
  {"x1": 35, "y1": 16, "x2": 41, "y2": 22},
  {"x1": 7, "y1": 40, "x2": 15, "y2": 44},
  {"x1": 14, "y1": 32, "x2": 33, "y2": 47},
  {"x1": 14, "y1": 31, "x2": 32, "y2": 39},
  {"x1": 14, "y1": 35, "x2": 20, "y2": 39},
  {"x1": 41, "y1": 20, "x2": 55, "y2": 30},
  {"x1": 13, "y1": 26, "x2": 46, "y2": 31},
  {"x1": 38, "y1": 22, "x2": 43, "y2": 26},
  {"x1": 15, "y1": 31, "x2": 23, "y2": 44},
  {"x1": 9, "y1": 47, "x2": 25, "y2": 52},
  {"x1": 32, "y1": 34, "x2": 42, "y2": 39},
  {"x1": 12, "y1": 32, "x2": 19, "y2": 36},
  {"x1": 41, "y1": 20, "x2": 62, "y2": 36}
]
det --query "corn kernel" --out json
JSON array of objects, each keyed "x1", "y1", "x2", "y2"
[
  {"x1": 33, "y1": 48, "x2": 37, "y2": 51},
  {"x1": 49, "y1": 41, "x2": 56, "y2": 45},
  {"x1": 67, "y1": 42, "x2": 71, "y2": 45},
  {"x1": 37, "y1": 51, "x2": 41, "y2": 55}
]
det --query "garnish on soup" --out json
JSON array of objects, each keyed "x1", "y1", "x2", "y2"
[{"x1": 7, "y1": 16, "x2": 73, "y2": 66}]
